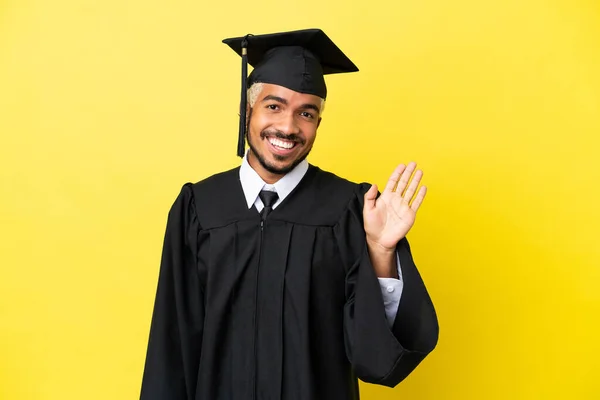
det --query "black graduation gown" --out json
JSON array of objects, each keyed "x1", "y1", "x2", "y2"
[{"x1": 140, "y1": 165, "x2": 438, "y2": 400}]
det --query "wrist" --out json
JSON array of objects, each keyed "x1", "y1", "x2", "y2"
[
  {"x1": 366, "y1": 237, "x2": 398, "y2": 278},
  {"x1": 366, "y1": 236, "x2": 396, "y2": 255}
]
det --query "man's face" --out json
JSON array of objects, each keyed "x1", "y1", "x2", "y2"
[{"x1": 246, "y1": 83, "x2": 322, "y2": 177}]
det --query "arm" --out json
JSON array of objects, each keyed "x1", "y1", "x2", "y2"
[
  {"x1": 337, "y1": 163, "x2": 438, "y2": 387},
  {"x1": 378, "y1": 254, "x2": 404, "y2": 326},
  {"x1": 140, "y1": 184, "x2": 205, "y2": 400},
  {"x1": 367, "y1": 162, "x2": 426, "y2": 328},
  {"x1": 341, "y1": 238, "x2": 438, "y2": 387}
]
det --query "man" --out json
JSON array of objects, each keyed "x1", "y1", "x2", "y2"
[{"x1": 140, "y1": 29, "x2": 438, "y2": 400}]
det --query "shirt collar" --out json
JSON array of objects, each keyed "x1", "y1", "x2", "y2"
[{"x1": 239, "y1": 152, "x2": 309, "y2": 209}]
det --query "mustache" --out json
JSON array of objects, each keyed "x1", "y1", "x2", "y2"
[{"x1": 260, "y1": 130, "x2": 306, "y2": 145}]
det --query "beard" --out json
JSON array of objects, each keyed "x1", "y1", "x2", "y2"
[{"x1": 246, "y1": 108, "x2": 313, "y2": 176}]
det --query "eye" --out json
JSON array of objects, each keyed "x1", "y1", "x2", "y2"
[
  {"x1": 266, "y1": 104, "x2": 279, "y2": 111},
  {"x1": 300, "y1": 111, "x2": 314, "y2": 119}
]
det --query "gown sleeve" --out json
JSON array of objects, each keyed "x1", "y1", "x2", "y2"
[
  {"x1": 140, "y1": 183, "x2": 205, "y2": 400},
  {"x1": 334, "y1": 183, "x2": 439, "y2": 387}
]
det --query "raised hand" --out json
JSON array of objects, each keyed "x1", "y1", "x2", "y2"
[{"x1": 363, "y1": 162, "x2": 427, "y2": 252}]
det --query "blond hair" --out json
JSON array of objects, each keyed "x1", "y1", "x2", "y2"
[{"x1": 247, "y1": 82, "x2": 325, "y2": 114}]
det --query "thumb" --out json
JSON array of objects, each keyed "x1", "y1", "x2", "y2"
[{"x1": 364, "y1": 184, "x2": 378, "y2": 212}]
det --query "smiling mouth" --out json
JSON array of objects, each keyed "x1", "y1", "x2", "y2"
[{"x1": 267, "y1": 137, "x2": 298, "y2": 150}]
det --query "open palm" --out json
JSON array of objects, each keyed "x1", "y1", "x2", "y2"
[{"x1": 363, "y1": 162, "x2": 427, "y2": 251}]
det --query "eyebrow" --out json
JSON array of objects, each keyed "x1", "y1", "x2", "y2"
[
  {"x1": 261, "y1": 95, "x2": 288, "y2": 105},
  {"x1": 261, "y1": 95, "x2": 321, "y2": 114},
  {"x1": 299, "y1": 103, "x2": 320, "y2": 113}
]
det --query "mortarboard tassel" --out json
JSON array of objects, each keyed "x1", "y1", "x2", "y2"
[{"x1": 237, "y1": 35, "x2": 252, "y2": 158}]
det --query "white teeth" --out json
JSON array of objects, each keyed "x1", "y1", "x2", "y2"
[{"x1": 268, "y1": 138, "x2": 294, "y2": 149}]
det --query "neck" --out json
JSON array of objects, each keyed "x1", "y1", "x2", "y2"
[{"x1": 247, "y1": 151, "x2": 285, "y2": 184}]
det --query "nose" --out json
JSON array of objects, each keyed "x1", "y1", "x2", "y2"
[{"x1": 275, "y1": 112, "x2": 300, "y2": 136}]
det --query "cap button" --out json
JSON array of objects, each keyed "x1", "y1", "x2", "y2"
[{"x1": 241, "y1": 33, "x2": 253, "y2": 49}]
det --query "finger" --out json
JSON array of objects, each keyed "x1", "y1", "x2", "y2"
[
  {"x1": 383, "y1": 164, "x2": 406, "y2": 194},
  {"x1": 410, "y1": 186, "x2": 427, "y2": 211},
  {"x1": 403, "y1": 169, "x2": 423, "y2": 203},
  {"x1": 364, "y1": 184, "x2": 378, "y2": 211},
  {"x1": 395, "y1": 161, "x2": 417, "y2": 197}
]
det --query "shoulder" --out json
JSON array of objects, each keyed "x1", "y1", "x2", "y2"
[
  {"x1": 311, "y1": 165, "x2": 371, "y2": 202},
  {"x1": 182, "y1": 167, "x2": 240, "y2": 206},
  {"x1": 178, "y1": 167, "x2": 249, "y2": 228},
  {"x1": 275, "y1": 165, "x2": 371, "y2": 226},
  {"x1": 170, "y1": 167, "x2": 239, "y2": 208},
  {"x1": 189, "y1": 166, "x2": 240, "y2": 192}
]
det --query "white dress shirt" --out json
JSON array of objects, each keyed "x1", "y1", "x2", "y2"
[{"x1": 239, "y1": 154, "x2": 404, "y2": 326}]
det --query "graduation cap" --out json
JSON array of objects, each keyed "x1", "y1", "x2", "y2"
[{"x1": 222, "y1": 29, "x2": 359, "y2": 157}]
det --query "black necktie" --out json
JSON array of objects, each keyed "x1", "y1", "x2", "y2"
[{"x1": 259, "y1": 190, "x2": 279, "y2": 220}]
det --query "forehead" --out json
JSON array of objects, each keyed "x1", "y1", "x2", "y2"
[{"x1": 258, "y1": 83, "x2": 322, "y2": 105}]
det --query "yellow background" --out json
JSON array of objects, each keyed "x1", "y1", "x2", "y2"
[{"x1": 1, "y1": 0, "x2": 599, "y2": 398}]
